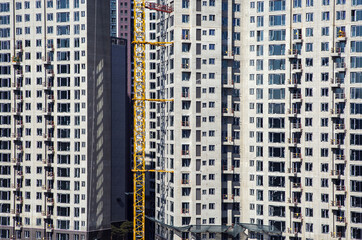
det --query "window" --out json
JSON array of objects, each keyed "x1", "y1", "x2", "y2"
[
  {"x1": 322, "y1": 12, "x2": 330, "y2": 21},
  {"x1": 306, "y1": 28, "x2": 313, "y2": 37},
  {"x1": 321, "y1": 148, "x2": 328, "y2": 157}
]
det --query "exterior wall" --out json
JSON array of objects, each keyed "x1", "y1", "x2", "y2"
[
  {"x1": 0, "y1": 0, "x2": 112, "y2": 239},
  {"x1": 86, "y1": 0, "x2": 112, "y2": 235},
  {"x1": 145, "y1": 0, "x2": 241, "y2": 239},
  {"x1": 240, "y1": 1, "x2": 362, "y2": 240},
  {"x1": 110, "y1": 37, "x2": 131, "y2": 223}
]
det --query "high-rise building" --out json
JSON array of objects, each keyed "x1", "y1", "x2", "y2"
[
  {"x1": 239, "y1": 1, "x2": 361, "y2": 239},
  {"x1": 0, "y1": 0, "x2": 112, "y2": 239},
  {"x1": 145, "y1": 0, "x2": 362, "y2": 239},
  {"x1": 145, "y1": 0, "x2": 242, "y2": 239},
  {"x1": 110, "y1": 0, "x2": 132, "y2": 98}
]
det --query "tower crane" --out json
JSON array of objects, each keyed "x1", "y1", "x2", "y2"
[{"x1": 132, "y1": 1, "x2": 173, "y2": 239}]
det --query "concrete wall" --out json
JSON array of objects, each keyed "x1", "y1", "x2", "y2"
[
  {"x1": 111, "y1": 38, "x2": 131, "y2": 223},
  {"x1": 86, "y1": 0, "x2": 112, "y2": 236}
]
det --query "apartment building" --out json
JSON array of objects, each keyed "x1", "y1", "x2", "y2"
[
  {"x1": 239, "y1": 0, "x2": 362, "y2": 239},
  {"x1": 145, "y1": 0, "x2": 362, "y2": 239},
  {"x1": 0, "y1": 1, "x2": 112, "y2": 240},
  {"x1": 144, "y1": 0, "x2": 243, "y2": 239}
]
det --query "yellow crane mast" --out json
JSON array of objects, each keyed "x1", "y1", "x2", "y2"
[
  {"x1": 132, "y1": 1, "x2": 173, "y2": 239},
  {"x1": 132, "y1": 1, "x2": 146, "y2": 239}
]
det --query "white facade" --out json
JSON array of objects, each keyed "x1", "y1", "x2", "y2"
[
  {"x1": 0, "y1": 1, "x2": 112, "y2": 239},
  {"x1": 239, "y1": 0, "x2": 361, "y2": 240}
]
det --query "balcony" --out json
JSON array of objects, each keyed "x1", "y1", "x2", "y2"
[
  {"x1": 47, "y1": 146, "x2": 55, "y2": 154},
  {"x1": 15, "y1": 196, "x2": 23, "y2": 203},
  {"x1": 12, "y1": 133, "x2": 21, "y2": 141},
  {"x1": 293, "y1": 213, "x2": 303, "y2": 222},
  {"x1": 181, "y1": 33, "x2": 190, "y2": 41},
  {"x1": 331, "y1": 47, "x2": 342, "y2": 57},
  {"x1": 330, "y1": 78, "x2": 343, "y2": 88},
  {"x1": 291, "y1": 123, "x2": 302, "y2": 131},
  {"x1": 292, "y1": 153, "x2": 302, "y2": 161},
  {"x1": 335, "y1": 154, "x2": 346, "y2": 162},
  {"x1": 223, "y1": 51, "x2": 234, "y2": 60},
  {"x1": 15, "y1": 94, "x2": 23, "y2": 102},
  {"x1": 46, "y1": 224, "x2": 54, "y2": 232},
  {"x1": 287, "y1": 197, "x2": 300, "y2": 206},
  {"x1": 334, "y1": 93, "x2": 346, "y2": 103},
  {"x1": 16, "y1": 120, "x2": 24, "y2": 128},
  {"x1": 43, "y1": 108, "x2": 53, "y2": 115},
  {"x1": 336, "y1": 216, "x2": 347, "y2": 225},
  {"x1": 222, "y1": 80, "x2": 234, "y2": 88},
  {"x1": 330, "y1": 109, "x2": 342, "y2": 118},
  {"x1": 181, "y1": 208, "x2": 190, "y2": 214},
  {"x1": 15, "y1": 44, "x2": 23, "y2": 52},
  {"x1": 335, "y1": 62, "x2": 346, "y2": 72},
  {"x1": 288, "y1": 138, "x2": 300, "y2": 147},
  {"x1": 223, "y1": 137, "x2": 234, "y2": 145},
  {"x1": 181, "y1": 150, "x2": 190, "y2": 156},
  {"x1": 14, "y1": 223, "x2": 22, "y2": 230},
  {"x1": 222, "y1": 165, "x2": 235, "y2": 174},
  {"x1": 331, "y1": 232, "x2": 344, "y2": 239},
  {"x1": 222, "y1": 108, "x2": 234, "y2": 117},
  {"x1": 12, "y1": 184, "x2": 21, "y2": 191},
  {"x1": 181, "y1": 121, "x2": 190, "y2": 127},
  {"x1": 16, "y1": 69, "x2": 23, "y2": 76},
  {"x1": 287, "y1": 168, "x2": 299, "y2": 176},
  {"x1": 47, "y1": 43, "x2": 55, "y2": 51},
  {"x1": 12, "y1": 82, "x2": 22, "y2": 90},
  {"x1": 293, "y1": 33, "x2": 303, "y2": 43},
  {"x1": 287, "y1": 49, "x2": 298, "y2": 58},
  {"x1": 181, "y1": 179, "x2": 190, "y2": 185},
  {"x1": 47, "y1": 94, "x2": 55, "y2": 102},
  {"x1": 47, "y1": 69, "x2": 54, "y2": 76},
  {"x1": 292, "y1": 63, "x2": 303, "y2": 73},
  {"x1": 43, "y1": 134, "x2": 52, "y2": 141},
  {"x1": 16, "y1": 171, "x2": 23, "y2": 178},
  {"x1": 12, "y1": 107, "x2": 22, "y2": 115},
  {"x1": 287, "y1": 108, "x2": 299, "y2": 117},
  {"x1": 331, "y1": 200, "x2": 344, "y2": 210},
  {"x1": 334, "y1": 124, "x2": 345, "y2": 134},
  {"x1": 42, "y1": 159, "x2": 52, "y2": 167},
  {"x1": 16, "y1": 146, "x2": 23, "y2": 153},
  {"x1": 47, "y1": 198, "x2": 54, "y2": 205},
  {"x1": 291, "y1": 93, "x2": 302, "y2": 102},
  {"x1": 331, "y1": 139, "x2": 342, "y2": 148},
  {"x1": 331, "y1": 170, "x2": 342, "y2": 179},
  {"x1": 42, "y1": 56, "x2": 51, "y2": 65},
  {"x1": 336, "y1": 31, "x2": 347, "y2": 42},
  {"x1": 42, "y1": 185, "x2": 52, "y2": 192},
  {"x1": 287, "y1": 79, "x2": 300, "y2": 88},
  {"x1": 47, "y1": 172, "x2": 54, "y2": 179},
  {"x1": 42, "y1": 211, "x2": 51, "y2": 218},
  {"x1": 292, "y1": 183, "x2": 303, "y2": 191},
  {"x1": 181, "y1": 92, "x2": 190, "y2": 99},
  {"x1": 222, "y1": 194, "x2": 234, "y2": 202},
  {"x1": 12, "y1": 56, "x2": 21, "y2": 66},
  {"x1": 335, "y1": 185, "x2": 346, "y2": 194},
  {"x1": 11, "y1": 158, "x2": 21, "y2": 166},
  {"x1": 43, "y1": 81, "x2": 53, "y2": 90}
]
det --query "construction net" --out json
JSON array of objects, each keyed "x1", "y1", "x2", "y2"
[{"x1": 147, "y1": 217, "x2": 282, "y2": 238}]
